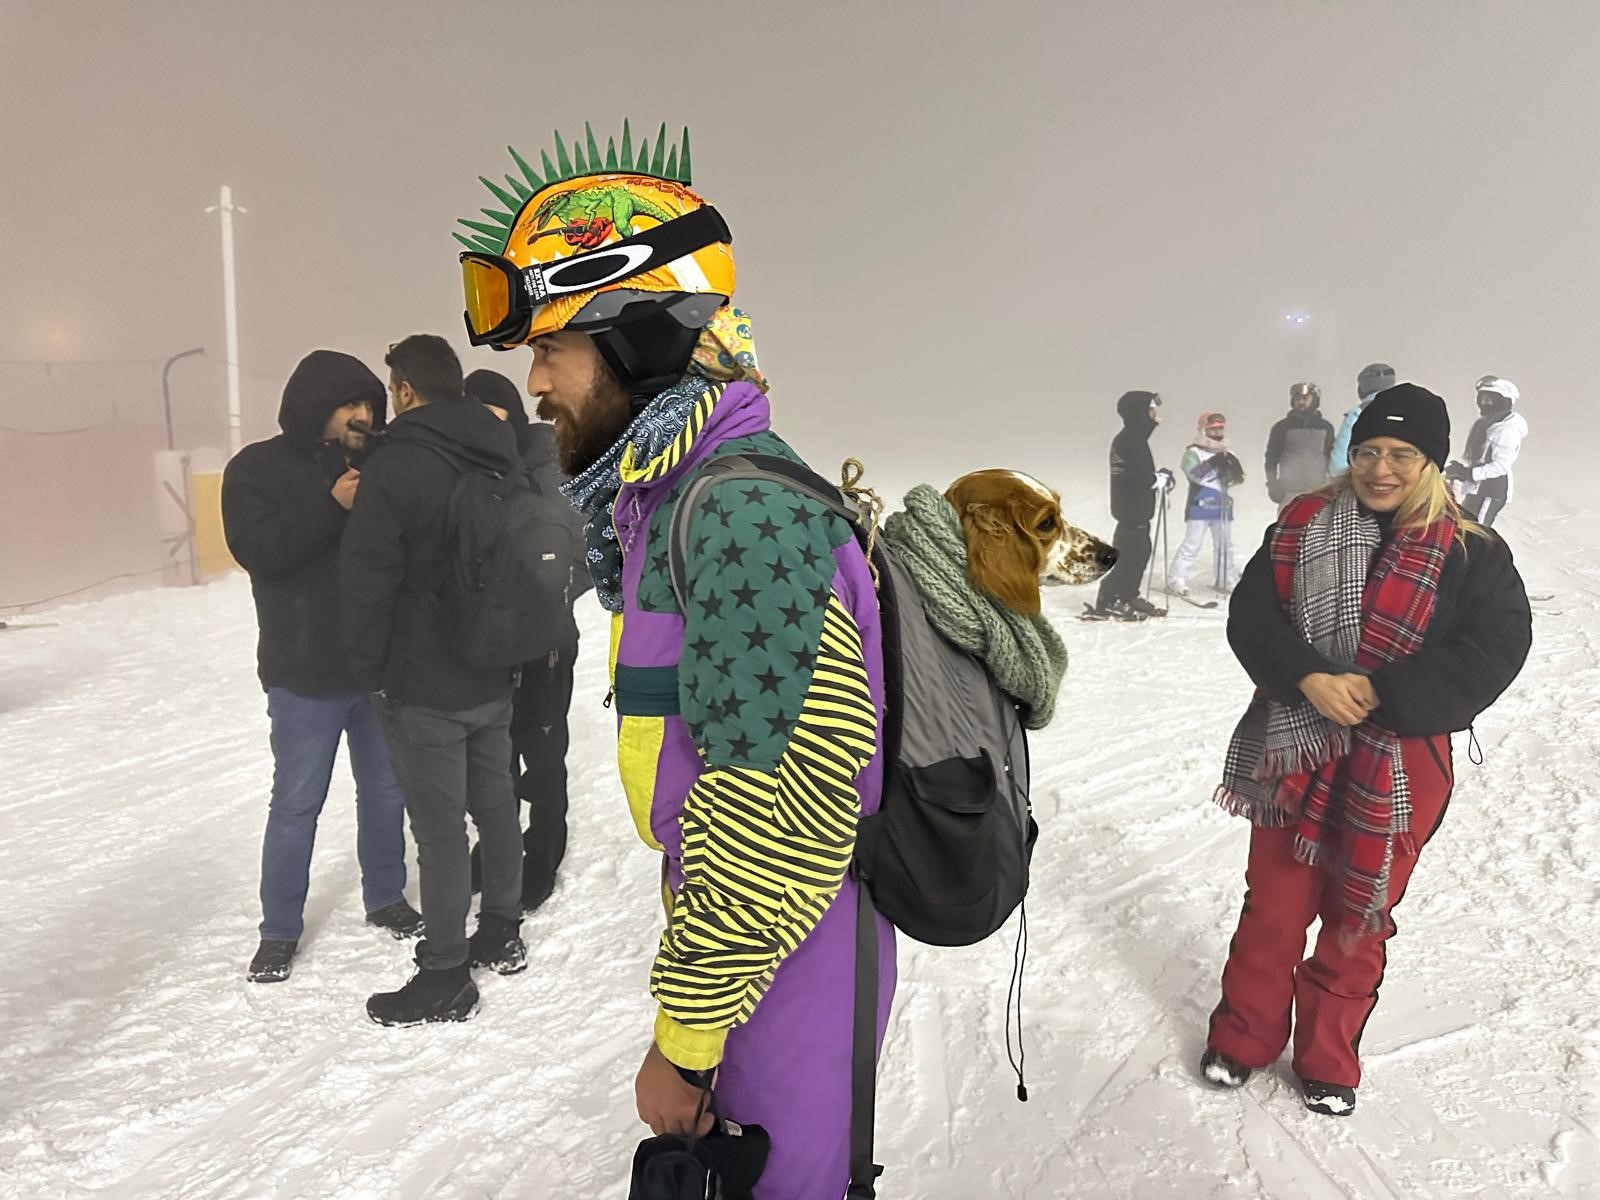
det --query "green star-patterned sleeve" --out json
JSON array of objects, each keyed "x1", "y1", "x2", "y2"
[{"x1": 649, "y1": 478, "x2": 879, "y2": 1070}]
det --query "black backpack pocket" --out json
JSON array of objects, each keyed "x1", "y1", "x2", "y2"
[{"x1": 858, "y1": 751, "x2": 1007, "y2": 946}]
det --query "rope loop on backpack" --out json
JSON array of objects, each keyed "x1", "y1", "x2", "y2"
[{"x1": 840, "y1": 458, "x2": 885, "y2": 589}]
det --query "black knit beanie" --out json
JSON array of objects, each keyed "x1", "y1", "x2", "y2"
[{"x1": 1349, "y1": 384, "x2": 1451, "y2": 469}]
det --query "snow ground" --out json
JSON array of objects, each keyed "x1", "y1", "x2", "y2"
[{"x1": 2, "y1": 489, "x2": 1597, "y2": 1200}]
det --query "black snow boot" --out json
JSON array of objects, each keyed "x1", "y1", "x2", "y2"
[
  {"x1": 366, "y1": 956, "x2": 478, "y2": 1027},
  {"x1": 247, "y1": 938, "x2": 298, "y2": 983},
  {"x1": 1300, "y1": 1078, "x2": 1357, "y2": 1117},
  {"x1": 1088, "y1": 597, "x2": 1150, "y2": 622},
  {"x1": 1200, "y1": 1047, "x2": 1251, "y2": 1088},
  {"x1": 365, "y1": 898, "x2": 424, "y2": 939},
  {"x1": 468, "y1": 912, "x2": 528, "y2": 975}
]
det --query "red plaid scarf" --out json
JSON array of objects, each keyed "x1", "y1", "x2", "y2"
[{"x1": 1226, "y1": 492, "x2": 1455, "y2": 930}]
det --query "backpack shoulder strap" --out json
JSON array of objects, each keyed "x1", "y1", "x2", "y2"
[
  {"x1": 668, "y1": 452, "x2": 862, "y2": 609},
  {"x1": 847, "y1": 876, "x2": 883, "y2": 1198},
  {"x1": 403, "y1": 436, "x2": 521, "y2": 485}
]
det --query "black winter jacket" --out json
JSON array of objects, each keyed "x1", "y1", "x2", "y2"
[
  {"x1": 1109, "y1": 391, "x2": 1160, "y2": 524},
  {"x1": 1227, "y1": 515, "x2": 1532, "y2": 736},
  {"x1": 340, "y1": 400, "x2": 523, "y2": 709},
  {"x1": 221, "y1": 351, "x2": 386, "y2": 696}
]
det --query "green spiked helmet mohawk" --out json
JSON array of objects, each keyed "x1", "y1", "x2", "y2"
[{"x1": 455, "y1": 120, "x2": 693, "y2": 255}]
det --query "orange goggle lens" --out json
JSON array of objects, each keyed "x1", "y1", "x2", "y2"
[{"x1": 461, "y1": 256, "x2": 515, "y2": 340}]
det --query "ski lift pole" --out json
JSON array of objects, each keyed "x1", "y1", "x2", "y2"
[{"x1": 161, "y1": 347, "x2": 205, "y2": 452}]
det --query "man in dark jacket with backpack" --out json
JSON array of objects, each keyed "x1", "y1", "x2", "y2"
[
  {"x1": 1093, "y1": 390, "x2": 1170, "y2": 620},
  {"x1": 464, "y1": 368, "x2": 591, "y2": 911},
  {"x1": 341, "y1": 335, "x2": 528, "y2": 1025}
]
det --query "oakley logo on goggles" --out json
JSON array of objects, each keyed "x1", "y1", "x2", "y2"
[{"x1": 460, "y1": 206, "x2": 731, "y2": 348}]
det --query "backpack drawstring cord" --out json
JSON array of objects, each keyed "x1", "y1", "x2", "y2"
[{"x1": 1005, "y1": 898, "x2": 1029, "y2": 1102}]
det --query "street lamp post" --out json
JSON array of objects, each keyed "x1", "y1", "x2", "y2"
[
  {"x1": 161, "y1": 346, "x2": 205, "y2": 452},
  {"x1": 204, "y1": 185, "x2": 246, "y2": 457}
]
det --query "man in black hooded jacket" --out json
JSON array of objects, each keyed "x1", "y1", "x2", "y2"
[
  {"x1": 341, "y1": 335, "x2": 527, "y2": 1025},
  {"x1": 463, "y1": 369, "x2": 591, "y2": 912},
  {"x1": 1094, "y1": 390, "x2": 1170, "y2": 619},
  {"x1": 221, "y1": 350, "x2": 420, "y2": 986}
]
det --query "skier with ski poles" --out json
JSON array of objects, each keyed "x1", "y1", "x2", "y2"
[{"x1": 1091, "y1": 390, "x2": 1170, "y2": 621}]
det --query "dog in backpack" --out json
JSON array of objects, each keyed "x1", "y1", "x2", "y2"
[{"x1": 944, "y1": 469, "x2": 1117, "y2": 614}]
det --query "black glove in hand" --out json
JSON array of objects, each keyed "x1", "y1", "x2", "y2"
[{"x1": 1443, "y1": 460, "x2": 1472, "y2": 484}]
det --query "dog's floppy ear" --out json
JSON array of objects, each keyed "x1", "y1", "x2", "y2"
[{"x1": 953, "y1": 500, "x2": 1043, "y2": 617}]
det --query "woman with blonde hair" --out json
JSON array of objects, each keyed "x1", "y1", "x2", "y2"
[{"x1": 1199, "y1": 384, "x2": 1532, "y2": 1116}]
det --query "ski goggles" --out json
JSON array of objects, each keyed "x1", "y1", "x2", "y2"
[{"x1": 460, "y1": 206, "x2": 732, "y2": 348}]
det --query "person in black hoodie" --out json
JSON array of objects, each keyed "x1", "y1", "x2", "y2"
[
  {"x1": 1199, "y1": 385, "x2": 1530, "y2": 1117},
  {"x1": 464, "y1": 369, "x2": 591, "y2": 911},
  {"x1": 341, "y1": 335, "x2": 526, "y2": 1025},
  {"x1": 221, "y1": 350, "x2": 421, "y2": 986},
  {"x1": 1093, "y1": 390, "x2": 1171, "y2": 619}
]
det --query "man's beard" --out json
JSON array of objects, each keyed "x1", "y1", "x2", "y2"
[{"x1": 540, "y1": 366, "x2": 633, "y2": 476}]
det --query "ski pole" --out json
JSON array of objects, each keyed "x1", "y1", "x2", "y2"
[
  {"x1": 1160, "y1": 488, "x2": 1171, "y2": 608},
  {"x1": 1144, "y1": 511, "x2": 1158, "y2": 600},
  {"x1": 1144, "y1": 487, "x2": 1159, "y2": 601}
]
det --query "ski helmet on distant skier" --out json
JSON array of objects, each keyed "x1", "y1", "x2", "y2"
[
  {"x1": 1475, "y1": 375, "x2": 1519, "y2": 417},
  {"x1": 1289, "y1": 381, "x2": 1321, "y2": 409}
]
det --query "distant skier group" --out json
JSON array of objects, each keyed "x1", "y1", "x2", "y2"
[{"x1": 1089, "y1": 362, "x2": 1530, "y2": 622}]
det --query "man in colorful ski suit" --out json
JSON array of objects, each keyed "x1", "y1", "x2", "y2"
[{"x1": 452, "y1": 124, "x2": 895, "y2": 1199}]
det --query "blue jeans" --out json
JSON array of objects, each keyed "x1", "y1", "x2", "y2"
[{"x1": 259, "y1": 688, "x2": 408, "y2": 941}]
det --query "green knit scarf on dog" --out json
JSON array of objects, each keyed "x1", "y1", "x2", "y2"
[{"x1": 881, "y1": 484, "x2": 1069, "y2": 729}]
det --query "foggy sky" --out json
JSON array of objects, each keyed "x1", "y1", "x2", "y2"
[{"x1": 3, "y1": 0, "x2": 1597, "y2": 508}]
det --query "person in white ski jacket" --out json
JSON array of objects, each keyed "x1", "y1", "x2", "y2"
[
  {"x1": 1169, "y1": 411, "x2": 1245, "y2": 596},
  {"x1": 1445, "y1": 376, "x2": 1527, "y2": 527}
]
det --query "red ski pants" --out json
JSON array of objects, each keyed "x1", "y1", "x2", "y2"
[{"x1": 1207, "y1": 734, "x2": 1454, "y2": 1088}]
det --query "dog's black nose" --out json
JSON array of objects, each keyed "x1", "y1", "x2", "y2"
[{"x1": 1097, "y1": 547, "x2": 1118, "y2": 567}]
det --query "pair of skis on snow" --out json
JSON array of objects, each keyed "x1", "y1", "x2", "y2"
[{"x1": 1079, "y1": 592, "x2": 1217, "y2": 622}]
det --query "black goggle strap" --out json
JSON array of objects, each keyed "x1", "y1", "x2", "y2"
[{"x1": 489, "y1": 205, "x2": 730, "y2": 307}]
